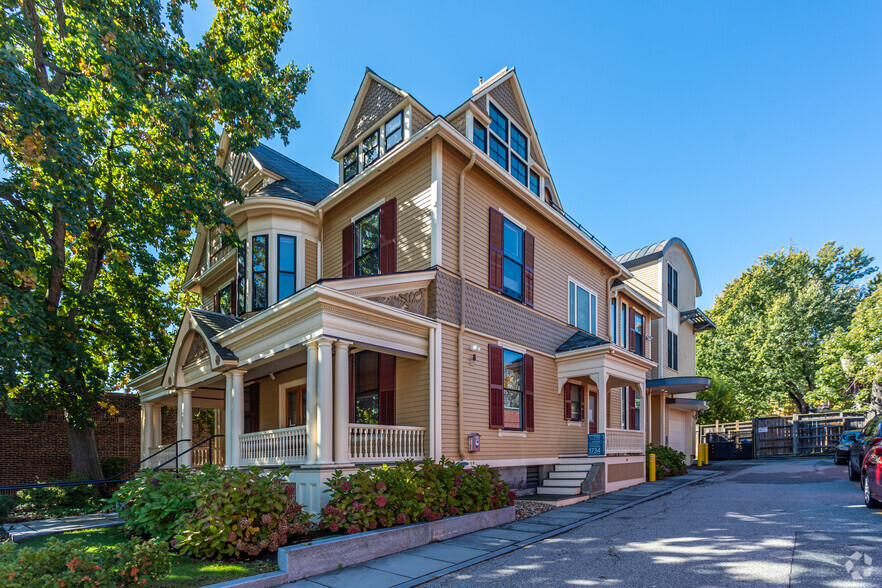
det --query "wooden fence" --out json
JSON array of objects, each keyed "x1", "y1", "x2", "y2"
[{"x1": 697, "y1": 412, "x2": 869, "y2": 459}]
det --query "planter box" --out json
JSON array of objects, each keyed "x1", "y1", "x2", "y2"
[{"x1": 278, "y1": 506, "x2": 515, "y2": 583}]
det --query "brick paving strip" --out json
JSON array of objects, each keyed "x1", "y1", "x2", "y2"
[
  {"x1": 2, "y1": 512, "x2": 122, "y2": 543},
  {"x1": 276, "y1": 469, "x2": 723, "y2": 588}
]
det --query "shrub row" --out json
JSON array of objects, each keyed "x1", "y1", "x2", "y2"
[
  {"x1": 0, "y1": 536, "x2": 171, "y2": 588},
  {"x1": 114, "y1": 465, "x2": 312, "y2": 559},
  {"x1": 321, "y1": 458, "x2": 515, "y2": 534},
  {"x1": 646, "y1": 444, "x2": 687, "y2": 480}
]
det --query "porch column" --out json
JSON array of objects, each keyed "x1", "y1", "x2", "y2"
[
  {"x1": 317, "y1": 338, "x2": 334, "y2": 464},
  {"x1": 151, "y1": 404, "x2": 162, "y2": 448},
  {"x1": 224, "y1": 373, "x2": 233, "y2": 467},
  {"x1": 177, "y1": 388, "x2": 193, "y2": 467},
  {"x1": 230, "y1": 370, "x2": 246, "y2": 467},
  {"x1": 636, "y1": 383, "x2": 646, "y2": 444},
  {"x1": 592, "y1": 368, "x2": 608, "y2": 435},
  {"x1": 333, "y1": 341, "x2": 351, "y2": 464},
  {"x1": 141, "y1": 403, "x2": 153, "y2": 461},
  {"x1": 306, "y1": 341, "x2": 318, "y2": 465}
]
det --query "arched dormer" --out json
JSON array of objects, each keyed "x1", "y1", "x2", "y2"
[{"x1": 162, "y1": 308, "x2": 241, "y2": 389}]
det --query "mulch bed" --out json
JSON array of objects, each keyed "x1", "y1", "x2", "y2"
[{"x1": 515, "y1": 500, "x2": 556, "y2": 520}]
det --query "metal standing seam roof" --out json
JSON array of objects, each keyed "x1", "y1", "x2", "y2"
[
  {"x1": 614, "y1": 237, "x2": 703, "y2": 296},
  {"x1": 248, "y1": 143, "x2": 337, "y2": 205},
  {"x1": 189, "y1": 309, "x2": 243, "y2": 361},
  {"x1": 556, "y1": 331, "x2": 609, "y2": 353}
]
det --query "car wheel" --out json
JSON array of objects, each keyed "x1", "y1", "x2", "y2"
[
  {"x1": 849, "y1": 459, "x2": 861, "y2": 481},
  {"x1": 834, "y1": 455, "x2": 844, "y2": 465},
  {"x1": 863, "y1": 473, "x2": 882, "y2": 508}
]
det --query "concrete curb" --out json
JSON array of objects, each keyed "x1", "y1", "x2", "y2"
[{"x1": 398, "y1": 470, "x2": 724, "y2": 587}]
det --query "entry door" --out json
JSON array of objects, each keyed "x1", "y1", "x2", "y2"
[
  {"x1": 668, "y1": 411, "x2": 688, "y2": 454},
  {"x1": 588, "y1": 390, "x2": 598, "y2": 434}
]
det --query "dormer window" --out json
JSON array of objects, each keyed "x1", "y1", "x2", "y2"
[
  {"x1": 478, "y1": 101, "x2": 539, "y2": 191},
  {"x1": 343, "y1": 148, "x2": 358, "y2": 183},
  {"x1": 473, "y1": 121, "x2": 487, "y2": 152},
  {"x1": 384, "y1": 112, "x2": 403, "y2": 150},
  {"x1": 362, "y1": 130, "x2": 380, "y2": 168},
  {"x1": 490, "y1": 103, "x2": 508, "y2": 141},
  {"x1": 511, "y1": 125, "x2": 528, "y2": 160},
  {"x1": 529, "y1": 171, "x2": 540, "y2": 196},
  {"x1": 511, "y1": 156, "x2": 527, "y2": 185}
]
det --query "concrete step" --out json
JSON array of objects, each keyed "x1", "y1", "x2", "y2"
[
  {"x1": 549, "y1": 471, "x2": 588, "y2": 480},
  {"x1": 555, "y1": 464, "x2": 594, "y2": 472},
  {"x1": 558, "y1": 456, "x2": 595, "y2": 465},
  {"x1": 541, "y1": 478, "x2": 583, "y2": 488},
  {"x1": 537, "y1": 485, "x2": 581, "y2": 496}
]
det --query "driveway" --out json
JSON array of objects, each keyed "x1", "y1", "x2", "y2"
[{"x1": 425, "y1": 458, "x2": 882, "y2": 587}]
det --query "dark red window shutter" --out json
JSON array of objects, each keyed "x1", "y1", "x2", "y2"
[
  {"x1": 524, "y1": 354, "x2": 534, "y2": 432},
  {"x1": 349, "y1": 354, "x2": 355, "y2": 423},
  {"x1": 523, "y1": 231, "x2": 535, "y2": 307},
  {"x1": 628, "y1": 387, "x2": 637, "y2": 430},
  {"x1": 563, "y1": 383, "x2": 572, "y2": 421},
  {"x1": 488, "y1": 344, "x2": 504, "y2": 429},
  {"x1": 488, "y1": 208, "x2": 504, "y2": 292},
  {"x1": 342, "y1": 223, "x2": 355, "y2": 277},
  {"x1": 589, "y1": 391, "x2": 597, "y2": 434},
  {"x1": 378, "y1": 353, "x2": 396, "y2": 426},
  {"x1": 628, "y1": 308, "x2": 636, "y2": 352},
  {"x1": 379, "y1": 198, "x2": 397, "y2": 274}
]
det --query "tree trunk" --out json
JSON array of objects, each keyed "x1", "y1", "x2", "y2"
[
  {"x1": 787, "y1": 390, "x2": 810, "y2": 415},
  {"x1": 66, "y1": 420, "x2": 109, "y2": 498},
  {"x1": 871, "y1": 381, "x2": 882, "y2": 417}
]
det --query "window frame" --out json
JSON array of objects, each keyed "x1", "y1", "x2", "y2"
[
  {"x1": 610, "y1": 298, "x2": 617, "y2": 343},
  {"x1": 489, "y1": 102, "x2": 509, "y2": 142},
  {"x1": 236, "y1": 242, "x2": 247, "y2": 315},
  {"x1": 362, "y1": 129, "x2": 380, "y2": 168},
  {"x1": 510, "y1": 154, "x2": 528, "y2": 185},
  {"x1": 384, "y1": 111, "x2": 404, "y2": 151},
  {"x1": 353, "y1": 350, "x2": 381, "y2": 425},
  {"x1": 667, "y1": 264, "x2": 679, "y2": 307},
  {"x1": 667, "y1": 329, "x2": 679, "y2": 371},
  {"x1": 569, "y1": 383, "x2": 583, "y2": 422},
  {"x1": 620, "y1": 302, "x2": 628, "y2": 348},
  {"x1": 251, "y1": 234, "x2": 268, "y2": 312},
  {"x1": 634, "y1": 312, "x2": 645, "y2": 356},
  {"x1": 568, "y1": 279, "x2": 598, "y2": 335},
  {"x1": 489, "y1": 133, "x2": 509, "y2": 170},
  {"x1": 354, "y1": 207, "x2": 381, "y2": 277},
  {"x1": 217, "y1": 282, "x2": 232, "y2": 315},
  {"x1": 510, "y1": 123, "x2": 528, "y2": 160},
  {"x1": 277, "y1": 234, "x2": 297, "y2": 302},
  {"x1": 502, "y1": 218, "x2": 524, "y2": 301},
  {"x1": 286, "y1": 386, "x2": 306, "y2": 428},
  {"x1": 343, "y1": 147, "x2": 358, "y2": 183},
  {"x1": 503, "y1": 348, "x2": 525, "y2": 431},
  {"x1": 529, "y1": 170, "x2": 540, "y2": 196}
]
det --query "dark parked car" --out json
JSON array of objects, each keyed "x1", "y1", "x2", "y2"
[
  {"x1": 861, "y1": 437, "x2": 882, "y2": 508},
  {"x1": 848, "y1": 415, "x2": 882, "y2": 481},
  {"x1": 834, "y1": 430, "x2": 861, "y2": 465}
]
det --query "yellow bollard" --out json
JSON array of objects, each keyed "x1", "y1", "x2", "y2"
[{"x1": 648, "y1": 453, "x2": 656, "y2": 482}]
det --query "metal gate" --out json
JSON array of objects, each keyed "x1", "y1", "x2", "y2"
[{"x1": 755, "y1": 413, "x2": 867, "y2": 458}]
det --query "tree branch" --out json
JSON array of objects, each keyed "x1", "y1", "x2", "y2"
[
  {"x1": 21, "y1": 0, "x2": 49, "y2": 91},
  {"x1": 0, "y1": 191, "x2": 49, "y2": 243}
]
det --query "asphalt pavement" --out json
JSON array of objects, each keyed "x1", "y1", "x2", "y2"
[{"x1": 424, "y1": 458, "x2": 882, "y2": 587}]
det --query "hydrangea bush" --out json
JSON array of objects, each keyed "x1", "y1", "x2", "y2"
[
  {"x1": 114, "y1": 465, "x2": 311, "y2": 559},
  {"x1": 646, "y1": 444, "x2": 687, "y2": 480},
  {"x1": 321, "y1": 458, "x2": 514, "y2": 534}
]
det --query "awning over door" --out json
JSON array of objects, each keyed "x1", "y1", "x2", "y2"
[
  {"x1": 666, "y1": 398, "x2": 709, "y2": 412},
  {"x1": 646, "y1": 376, "x2": 711, "y2": 395}
]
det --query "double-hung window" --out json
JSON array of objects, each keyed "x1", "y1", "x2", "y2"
[
  {"x1": 236, "y1": 242, "x2": 247, "y2": 315},
  {"x1": 569, "y1": 280, "x2": 597, "y2": 335},
  {"x1": 352, "y1": 350, "x2": 396, "y2": 426},
  {"x1": 278, "y1": 234, "x2": 296, "y2": 301},
  {"x1": 667, "y1": 264, "x2": 679, "y2": 307},
  {"x1": 566, "y1": 384, "x2": 583, "y2": 422},
  {"x1": 355, "y1": 208, "x2": 380, "y2": 276},
  {"x1": 473, "y1": 121, "x2": 487, "y2": 152},
  {"x1": 620, "y1": 302, "x2": 628, "y2": 348},
  {"x1": 384, "y1": 112, "x2": 403, "y2": 151},
  {"x1": 610, "y1": 298, "x2": 617, "y2": 343},
  {"x1": 503, "y1": 349, "x2": 524, "y2": 430},
  {"x1": 502, "y1": 219, "x2": 524, "y2": 300},
  {"x1": 621, "y1": 387, "x2": 641, "y2": 431},
  {"x1": 488, "y1": 103, "x2": 509, "y2": 169},
  {"x1": 634, "y1": 312, "x2": 645, "y2": 356},
  {"x1": 667, "y1": 329, "x2": 679, "y2": 370},
  {"x1": 343, "y1": 147, "x2": 358, "y2": 183},
  {"x1": 251, "y1": 235, "x2": 268, "y2": 311},
  {"x1": 362, "y1": 130, "x2": 380, "y2": 168},
  {"x1": 529, "y1": 171, "x2": 540, "y2": 196}
]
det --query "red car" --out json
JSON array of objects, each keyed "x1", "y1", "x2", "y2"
[{"x1": 861, "y1": 436, "x2": 882, "y2": 508}]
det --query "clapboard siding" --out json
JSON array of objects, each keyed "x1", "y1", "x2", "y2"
[
  {"x1": 441, "y1": 326, "x2": 460, "y2": 459},
  {"x1": 440, "y1": 146, "x2": 466, "y2": 274},
  {"x1": 396, "y1": 356, "x2": 429, "y2": 430},
  {"x1": 629, "y1": 263, "x2": 661, "y2": 303},
  {"x1": 304, "y1": 239, "x2": 318, "y2": 285},
  {"x1": 323, "y1": 144, "x2": 432, "y2": 279}
]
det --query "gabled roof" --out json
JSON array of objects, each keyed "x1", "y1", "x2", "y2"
[
  {"x1": 189, "y1": 309, "x2": 243, "y2": 361},
  {"x1": 332, "y1": 68, "x2": 433, "y2": 159},
  {"x1": 161, "y1": 308, "x2": 241, "y2": 389},
  {"x1": 615, "y1": 237, "x2": 703, "y2": 296},
  {"x1": 248, "y1": 144, "x2": 337, "y2": 204},
  {"x1": 556, "y1": 331, "x2": 609, "y2": 353}
]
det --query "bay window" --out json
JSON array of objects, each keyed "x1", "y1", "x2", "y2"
[
  {"x1": 237, "y1": 243, "x2": 247, "y2": 315},
  {"x1": 251, "y1": 235, "x2": 268, "y2": 311},
  {"x1": 278, "y1": 234, "x2": 296, "y2": 300}
]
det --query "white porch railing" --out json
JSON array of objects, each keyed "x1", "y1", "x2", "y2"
[
  {"x1": 239, "y1": 426, "x2": 308, "y2": 466},
  {"x1": 192, "y1": 443, "x2": 225, "y2": 467},
  {"x1": 145, "y1": 445, "x2": 178, "y2": 469},
  {"x1": 606, "y1": 428, "x2": 645, "y2": 455},
  {"x1": 349, "y1": 424, "x2": 426, "y2": 462}
]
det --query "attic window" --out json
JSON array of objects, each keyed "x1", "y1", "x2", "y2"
[
  {"x1": 479, "y1": 100, "x2": 539, "y2": 190},
  {"x1": 362, "y1": 130, "x2": 380, "y2": 167},
  {"x1": 385, "y1": 112, "x2": 403, "y2": 150},
  {"x1": 343, "y1": 148, "x2": 358, "y2": 183},
  {"x1": 529, "y1": 171, "x2": 540, "y2": 196}
]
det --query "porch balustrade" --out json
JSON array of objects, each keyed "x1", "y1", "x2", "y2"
[
  {"x1": 192, "y1": 443, "x2": 225, "y2": 467},
  {"x1": 239, "y1": 426, "x2": 308, "y2": 466},
  {"x1": 145, "y1": 445, "x2": 178, "y2": 469},
  {"x1": 605, "y1": 428, "x2": 645, "y2": 454},
  {"x1": 349, "y1": 424, "x2": 427, "y2": 462}
]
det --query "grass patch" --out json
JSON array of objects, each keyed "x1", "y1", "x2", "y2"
[{"x1": 19, "y1": 527, "x2": 278, "y2": 587}]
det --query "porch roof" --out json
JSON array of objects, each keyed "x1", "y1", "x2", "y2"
[
  {"x1": 647, "y1": 376, "x2": 711, "y2": 395},
  {"x1": 556, "y1": 331, "x2": 608, "y2": 353}
]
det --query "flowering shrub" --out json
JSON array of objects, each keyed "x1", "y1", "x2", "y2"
[
  {"x1": 114, "y1": 465, "x2": 311, "y2": 559},
  {"x1": 0, "y1": 536, "x2": 170, "y2": 587},
  {"x1": 646, "y1": 444, "x2": 687, "y2": 480},
  {"x1": 322, "y1": 458, "x2": 514, "y2": 534}
]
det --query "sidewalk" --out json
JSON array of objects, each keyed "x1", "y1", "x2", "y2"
[
  {"x1": 283, "y1": 469, "x2": 722, "y2": 587},
  {"x1": 2, "y1": 512, "x2": 122, "y2": 543}
]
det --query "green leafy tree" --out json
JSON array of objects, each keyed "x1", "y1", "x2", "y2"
[
  {"x1": 818, "y1": 276, "x2": 882, "y2": 413},
  {"x1": 697, "y1": 243, "x2": 875, "y2": 416},
  {"x1": 0, "y1": 0, "x2": 310, "y2": 486},
  {"x1": 696, "y1": 373, "x2": 748, "y2": 425}
]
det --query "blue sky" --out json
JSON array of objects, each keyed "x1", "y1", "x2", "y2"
[{"x1": 188, "y1": 1, "x2": 882, "y2": 305}]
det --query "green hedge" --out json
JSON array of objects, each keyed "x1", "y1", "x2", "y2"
[
  {"x1": 321, "y1": 458, "x2": 515, "y2": 534},
  {"x1": 114, "y1": 465, "x2": 311, "y2": 559}
]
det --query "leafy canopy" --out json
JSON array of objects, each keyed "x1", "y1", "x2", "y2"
[
  {"x1": 0, "y1": 0, "x2": 310, "y2": 426},
  {"x1": 696, "y1": 242, "x2": 875, "y2": 416}
]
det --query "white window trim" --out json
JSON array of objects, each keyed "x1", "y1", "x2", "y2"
[
  {"x1": 568, "y1": 277, "x2": 598, "y2": 335},
  {"x1": 340, "y1": 107, "x2": 410, "y2": 185},
  {"x1": 567, "y1": 421, "x2": 582, "y2": 427},
  {"x1": 498, "y1": 430, "x2": 527, "y2": 438},
  {"x1": 351, "y1": 198, "x2": 386, "y2": 224},
  {"x1": 277, "y1": 378, "x2": 307, "y2": 429}
]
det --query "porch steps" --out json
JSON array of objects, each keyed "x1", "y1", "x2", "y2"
[{"x1": 536, "y1": 457, "x2": 595, "y2": 496}]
